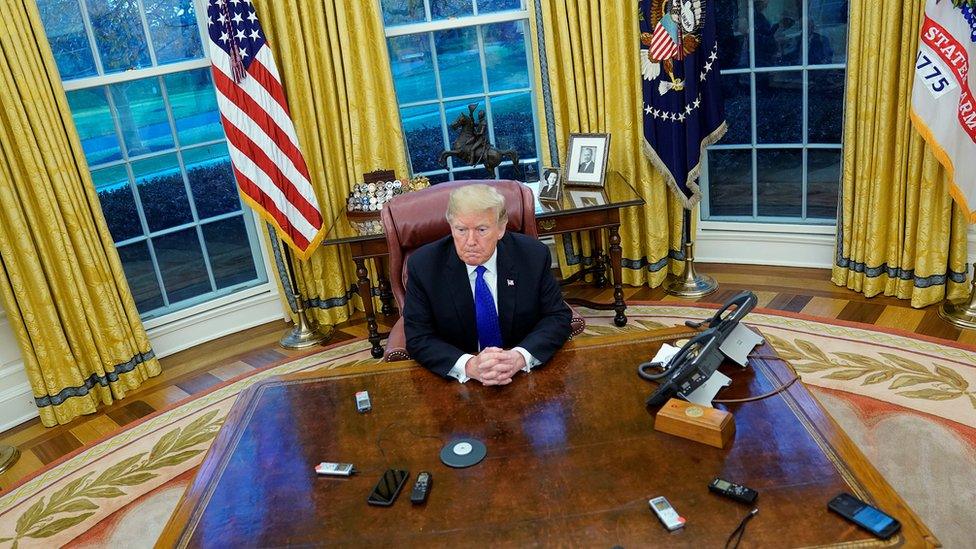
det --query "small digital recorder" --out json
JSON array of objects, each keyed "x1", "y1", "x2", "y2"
[
  {"x1": 355, "y1": 391, "x2": 371, "y2": 413},
  {"x1": 649, "y1": 496, "x2": 685, "y2": 531},
  {"x1": 315, "y1": 462, "x2": 354, "y2": 476}
]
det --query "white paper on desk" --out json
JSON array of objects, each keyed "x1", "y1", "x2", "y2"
[{"x1": 651, "y1": 343, "x2": 681, "y2": 367}]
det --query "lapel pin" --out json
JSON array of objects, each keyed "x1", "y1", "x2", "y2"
[{"x1": 507, "y1": 279, "x2": 515, "y2": 286}]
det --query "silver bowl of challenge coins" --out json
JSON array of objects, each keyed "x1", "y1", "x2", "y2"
[{"x1": 346, "y1": 177, "x2": 430, "y2": 216}]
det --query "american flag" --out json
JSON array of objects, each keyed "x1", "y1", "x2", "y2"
[
  {"x1": 206, "y1": 0, "x2": 323, "y2": 259},
  {"x1": 648, "y1": 22, "x2": 680, "y2": 61}
]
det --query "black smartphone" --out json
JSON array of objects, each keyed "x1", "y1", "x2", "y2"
[
  {"x1": 828, "y1": 493, "x2": 901, "y2": 539},
  {"x1": 367, "y1": 469, "x2": 409, "y2": 506}
]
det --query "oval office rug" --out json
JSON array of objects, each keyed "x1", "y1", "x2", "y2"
[{"x1": 0, "y1": 302, "x2": 974, "y2": 548}]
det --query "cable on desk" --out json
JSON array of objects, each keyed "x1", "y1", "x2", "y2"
[
  {"x1": 725, "y1": 507, "x2": 758, "y2": 549},
  {"x1": 375, "y1": 421, "x2": 443, "y2": 467},
  {"x1": 712, "y1": 354, "x2": 800, "y2": 404}
]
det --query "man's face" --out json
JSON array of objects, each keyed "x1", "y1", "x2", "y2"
[
  {"x1": 581, "y1": 148, "x2": 593, "y2": 162},
  {"x1": 450, "y1": 209, "x2": 505, "y2": 266}
]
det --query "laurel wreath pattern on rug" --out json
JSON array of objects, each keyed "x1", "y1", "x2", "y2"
[
  {"x1": 764, "y1": 333, "x2": 976, "y2": 409},
  {"x1": 1, "y1": 410, "x2": 223, "y2": 547}
]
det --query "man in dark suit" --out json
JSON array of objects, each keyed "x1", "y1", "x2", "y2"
[
  {"x1": 578, "y1": 146, "x2": 595, "y2": 173},
  {"x1": 404, "y1": 184, "x2": 571, "y2": 385}
]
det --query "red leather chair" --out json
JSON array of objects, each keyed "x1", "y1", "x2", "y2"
[{"x1": 381, "y1": 179, "x2": 586, "y2": 362}]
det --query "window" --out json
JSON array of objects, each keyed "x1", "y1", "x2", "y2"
[
  {"x1": 38, "y1": 0, "x2": 267, "y2": 319},
  {"x1": 704, "y1": 0, "x2": 847, "y2": 223},
  {"x1": 381, "y1": 0, "x2": 542, "y2": 183}
]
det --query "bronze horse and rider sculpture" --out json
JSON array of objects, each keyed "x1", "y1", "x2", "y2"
[{"x1": 439, "y1": 104, "x2": 522, "y2": 179}]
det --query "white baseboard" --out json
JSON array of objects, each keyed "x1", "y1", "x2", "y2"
[
  {"x1": 0, "y1": 288, "x2": 288, "y2": 431},
  {"x1": 146, "y1": 288, "x2": 287, "y2": 359},
  {"x1": 0, "y1": 361, "x2": 37, "y2": 433},
  {"x1": 696, "y1": 226, "x2": 837, "y2": 269}
]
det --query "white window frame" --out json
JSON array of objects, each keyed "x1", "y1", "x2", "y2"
[
  {"x1": 381, "y1": 2, "x2": 543, "y2": 181},
  {"x1": 697, "y1": 0, "x2": 846, "y2": 268},
  {"x1": 44, "y1": 0, "x2": 286, "y2": 350}
]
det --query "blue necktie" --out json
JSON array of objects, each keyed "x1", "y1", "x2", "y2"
[{"x1": 474, "y1": 265, "x2": 503, "y2": 350}]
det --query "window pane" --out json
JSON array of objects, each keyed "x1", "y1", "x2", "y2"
[
  {"x1": 388, "y1": 34, "x2": 438, "y2": 104},
  {"x1": 478, "y1": 0, "x2": 521, "y2": 13},
  {"x1": 93, "y1": 165, "x2": 142, "y2": 242},
  {"x1": 401, "y1": 103, "x2": 445, "y2": 173},
  {"x1": 201, "y1": 216, "x2": 258, "y2": 289},
  {"x1": 431, "y1": 0, "x2": 473, "y2": 20},
  {"x1": 144, "y1": 0, "x2": 203, "y2": 64},
  {"x1": 808, "y1": 69, "x2": 844, "y2": 143},
  {"x1": 757, "y1": 149, "x2": 802, "y2": 217},
  {"x1": 117, "y1": 242, "x2": 164, "y2": 312},
  {"x1": 807, "y1": 149, "x2": 840, "y2": 219},
  {"x1": 86, "y1": 0, "x2": 152, "y2": 73},
  {"x1": 753, "y1": 0, "x2": 802, "y2": 68},
  {"x1": 809, "y1": 0, "x2": 847, "y2": 65},
  {"x1": 184, "y1": 143, "x2": 241, "y2": 219},
  {"x1": 435, "y1": 27, "x2": 483, "y2": 98},
  {"x1": 37, "y1": 0, "x2": 96, "y2": 80},
  {"x1": 755, "y1": 71, "x2": 801, "y2": 144},
  {"x1": 425, "y1": 172, "x2": 452, "y2": 184},
  {"x1": 484, "y1": 21, "x2": 529, "y2": 92},
  {"x1": 381, "y1": 0, "x2": 427, "y2": 26},
  {"x1": 490, "y1": 92, "x2": 536, "y2": 159},
  {"x1": 716, "y1": 0, "x2": 749, "y2": 70},
  {"x1": 111, "y1": 77, "x2": 175, "y2": 156},
  {"x1": 498, "y1": 161, "x2": 537, "y2": 182},
  {"x1": 707, "y1": 150, "x2": 752, "y2": 217},
  {"x1": 67, "y1": 87, "x2": 122, "y2": 165},
  {"x1": 453, "y1": 168, "x2": 488, "y2": 180},
  {"x1": 721, "y1": 73, "x2": 751, "y2": 144},
  {"x1": 132, "y1": 154, "x2": 193, "y2": 232},
  {"x1": 164, "y1": 69, "x2": 223, "y2": 146},
  {"x1": 153, "y1": 228, "x2": 211, "y2": 303}
]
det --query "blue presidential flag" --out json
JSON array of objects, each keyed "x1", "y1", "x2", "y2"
[{"x1": 640, "y1": 0, "x2": 727, "y2": 209}]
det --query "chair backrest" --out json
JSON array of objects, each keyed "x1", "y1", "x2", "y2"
[{"x1": 380, "y1": 179, "x2": 537, "y2": 310}]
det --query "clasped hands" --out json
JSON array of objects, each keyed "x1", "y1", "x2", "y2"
[{"x1": 464, "y1": 347, "x2": 526, "y2": 386}]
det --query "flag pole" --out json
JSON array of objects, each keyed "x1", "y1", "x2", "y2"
[
  {"x1": 279, "y1": 244, "x2": 333, "y2": 349},
  {"x1": 939, "y1": 262, "x2": 976, "y2": 329},
  {"x1": 664, "y1": 206, "x2": 717, "y2": 298}
]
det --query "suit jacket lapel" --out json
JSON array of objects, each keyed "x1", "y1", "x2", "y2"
[
  {"x1": 496, "y1": 236, "x2": 517, "y2": 345},
  {"x1": 447, "y1": 251, "x2": 477, "y2": 350}
]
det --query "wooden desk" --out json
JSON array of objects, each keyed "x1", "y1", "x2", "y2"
[
  {"x1": 322, "y1": 172, "x2": 644, "y2": 358},
  {"x1": 159, "y1": 330, "x2": 938, "y2": 548}
]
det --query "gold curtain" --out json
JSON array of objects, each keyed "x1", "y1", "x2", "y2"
[
  {"x1": 531, "y1": 0, "x2": 684, "y2": 286},
  {"x1": 0, "y1": 1, "x2": 160, "y2": 427},
  {"x1": 832, "y1": 0, "x2": 969, "y2": 307},
  {"x1": 253, "y1": 0, "x2": 408, "y2": 325}
]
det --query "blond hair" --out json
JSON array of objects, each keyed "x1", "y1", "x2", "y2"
[{"x1": 445, "y1": 184, "x2": 507, "y2": 225}]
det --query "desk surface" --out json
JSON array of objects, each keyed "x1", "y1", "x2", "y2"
[
  {"x1": 322, "y1": 171, "x2": 644, "y2": 246},
  {"x1": 159, "y1": 330, "x2": 937, "y2": 548}
]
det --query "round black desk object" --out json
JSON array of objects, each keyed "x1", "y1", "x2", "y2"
[{"x1": 439, "y1": 438, "x2": 487, "y2": 468}]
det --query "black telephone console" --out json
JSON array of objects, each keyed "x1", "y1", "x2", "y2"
[{"x1": 640, "y1": 291, "x2": 758, "y2": 406}]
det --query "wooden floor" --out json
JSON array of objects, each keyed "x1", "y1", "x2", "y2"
[{"x1": 0, "y1": 262, "x2": 971, "y2": 490}]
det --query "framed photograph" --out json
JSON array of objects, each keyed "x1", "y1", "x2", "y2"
[
  {"x1": 567, "y1": 188, "x2": 607, "y2": 209},
  {"x1": 565, "y1": 133, "x2": 610, "y2": 187},
  {"x1": 538, "y1": 167, "x2": 562, "y2": 202}
]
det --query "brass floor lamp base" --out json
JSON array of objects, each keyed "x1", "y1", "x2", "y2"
[
  {"x1": 938, "y1": 263, "x2": 976, "y2": 330},
  {"x1": 280, "y1": 311, "x2": 334, "y2": 349},
  {"x1": 664, "y1": 242, "x2": 718, "y2": 298},
  {"x1": 0, "y1": 445, "x2": 20, "y2": 474},
  {"x1": 280, "y1": 322, "x2": 334, "y2": 349}
]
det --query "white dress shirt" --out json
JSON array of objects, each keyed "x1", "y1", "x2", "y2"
[{"x1": 447, "y1": 249, "x2": 541, "y2": 382}]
